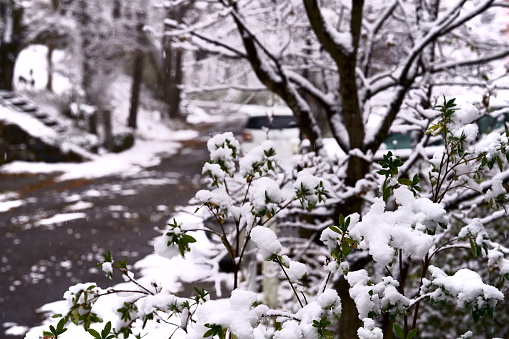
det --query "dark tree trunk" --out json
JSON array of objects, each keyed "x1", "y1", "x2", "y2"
[
  {"x1": 46, "y1": 45, "x2": 54, "y2": 92},
  {"x1": 79, "y1": 0, "x2": 93, "y2": 100},
  {"x1": 128, "y1": 50, "x2": 143, "y2": 129},
  {"x1": 127, "y1": 6, "x2": 147, "y2": 130},
  {"x1": 112, "y1": 0, "x2": 122, "y2": 19},
  {"x1": 161, "y1": 4, "x2": 192, "y2": 120},
  {"x1": 102, "y1": 109, "x2": 112, "y2": 151},
  {"x1": 167, "y1": 47, "x2": 183, "y2": 119},
  {"x1": 0, "y1": 0, "x2": 24, "y2": 91},
  {"x1": 0, "y1": 42, "x2": 17, "y2": 90}
]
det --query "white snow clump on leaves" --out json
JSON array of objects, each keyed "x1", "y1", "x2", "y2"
[
  {"x1": 426, "y1": 266, "x2": 504, "y2": 310},
  {"x1": 186, "y1": 289, "x2": 268, "y2": 339},
  {"x1": 458, "y1": 218, "x2": 489, "y2": 249},
  {"x1": 320, "y1": 213, "x2": 360, "y2": 251},
  {"x1": 195, "y1": 187, "x2": 234, "y2": 214},
  {"x1": 207, "y1": 132, "x2": 240, "y2": 174},
  {"x1": 250, "y1": 226, "x2": 282, "y2": 260},
  {"x1": 153, "y1": 234, "x2": 180, "y2": 259},
  {"x1": 101, "y1": 262, "x2": 113, "y2": 275},
  {"x1": 240, "y1": 140, "x2": 277, "y2": 177},
  {"x1": 248, "y1": 177, "x2": 283, "y2": 215},
  {"x1": 475, "y1": 132, "x2": 507, "y2": 160},
  {"x1": 450, "y1": 103, "x2": 482, "y2": 127},
  {"x1": 485, "y1": 179, "x2": 506, "y2": 200},
  {"x1": 350, "y1": 186, "x2": 445, "y2": 267},
  {"x1": 63, "y1": 283, "x2": 103, "y2": 316},
  {"x1": 357, "y1": 318, "x2": 383, "y2": 339},
  {"x1": 293, "y1": 170, "x2": 329, "y2": 208},
  {"x1": 347, "y1": 270, "x2": 409, "y2": 320},
  {"x1": 317, "y1": 289, "x2": 342, "y2": 316},
  {"x1": 202, "y1": 162, "x2": 227, "y2": 183},
  {"x1": 286, "y1": 259, "x2": 308, "y2": 283},
  {"x1": 488, "y1": 250, "x2": 509, "y2": 275}
]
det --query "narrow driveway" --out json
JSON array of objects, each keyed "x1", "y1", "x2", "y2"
[{"x1": 0, "y1": 117, "x2": 244, "y2": 338}]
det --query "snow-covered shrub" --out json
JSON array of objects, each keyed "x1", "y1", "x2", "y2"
[{"x1": 34, "y1": 99, "x2": 509, "y2": 339}]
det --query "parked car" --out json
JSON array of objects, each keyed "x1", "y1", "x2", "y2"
[{"x1": 241, "y1": 112, "x2": 300, "y2": 164}]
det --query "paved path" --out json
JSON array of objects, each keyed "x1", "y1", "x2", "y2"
[{"x1": 0, "y1": 117, "x2": 244, "y2": 338}]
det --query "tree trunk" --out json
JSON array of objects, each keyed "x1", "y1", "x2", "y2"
[
  {"x1": 46, "y1": 45, "x2": 54, "y2": 92},
  {"x1": 128, "y1": 50, "x2": 143, "y2": 129},
  {"x1": 167, "y1": 47, "x2": 183, "y2": 119},
  {"x1": 0, "y1": 0, "x2": 24, "y2": 91},
  {"x1": 161, "y1": 3, "x2": 192, "y2": 120},
  {"x1": 127, "y1": 6, "x2": 147, "y2": 130},
  {"x1": 79, "y1": 0, "x2": 93, "y2": 100},
  {"x1": 102, "y1": 109, "x2": 113, "y2": 151},
  {"x1": 112, "y1": 0, "x2": 122, "y2": 19}
]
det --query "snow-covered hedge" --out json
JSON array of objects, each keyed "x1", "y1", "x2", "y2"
[{"x1": 28, "y1": 99, "x2": 509, "y2": 339}]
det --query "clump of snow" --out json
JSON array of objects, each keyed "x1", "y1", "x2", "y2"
[
  {"x1": 425, "y1": 266, "x2": 504, "y2": 311},
  {"x1": 485, "y1": 179, "x2": 506, "y2": 200},
  {"x1": 317, "y1": 289, "x2": 341, "y2": 316},
  {"x1": 248, "y1": 177, "x2": 283, "y2": 215},
  {"x1": 250, "y1": 226, "x2": 282, "y2": 260},
  {"x1": 0, "y1": 199, "x2": 24, "y2": 212},
  {"x1": 63, "y1": 283, "x2": 103, "y2": 316},
  {"x1": 320, "y1": 213, "x2": 360, "y2": 252},
  {"x1": 3, "y1": 323, "x2": 29, "y2": 336},
  {"x1": 286, "y1": 260, "x2": 308, "y2": 283},
  {"x1": 458, "y1": 218, "x2": 489, "y2": 250},
  {"x1": 202, "y1": 162, "x2": 227, "y2": 183},
  {"x1": 450, "y1": 103, "x2": 482, "y2": 127},
  {"x1": 187, "y1": 289, "x2": 268, "y2": 339},
  {"x1": 293, "y1": 170, "x2": 329, "y2": 208},
  {"x1": 195, "y1": 187, "x2": 234, "y2": 215},
  {"x1": 350, "y1": 186, "x2": 445, "y2": 267},
  {"x1": 274, "y1": 320, "x2": 301, "y2": 339},
  {"x1": 487, "y1": 250, "x2": 509, "y2": 275},
  {"x1": 475, "y1": 132, "x2": 507, "y2": 160},
  {"x1": 35, "y1": 212, "x2": 87, "y2": 227},
  {"x1": 207, "y1": 132, "x2": 240, "y2": 173},
  {"x1": 239, "y1": 140, "x2": 277, "y2": 177},
  {"x1": 347, "y1": 270, "x2": 409, "y2": 320},
  {"x1": 357, "y1": 318, "x2": 383, "y2": 339},
  {"x1": 458, "y1": 331, "x2": 473, "y2": 339},
  {"x1": 101, "y1": 262, "x2": 113, "y2": 275}
]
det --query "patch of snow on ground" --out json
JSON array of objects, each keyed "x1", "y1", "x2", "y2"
[
  {"x1": 35, "y1": 213, "x2": 87, "y2": 226},
  {"x1": 0, "y1": 199, "x2": 24, "y2": 212},
  {"x1": 0, "y1": 139, "x2": 181, "y2": 180},
  {"x1": 23, "y1": 206, "x2": 230, "y2": 339}
]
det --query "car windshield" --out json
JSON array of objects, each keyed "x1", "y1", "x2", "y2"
[
  {"x1": 383, "y1": 132, "x2": 413, "y2": 150},
  {"x1": 245, "y1": 115, "x2": 297, "y2": 129}
]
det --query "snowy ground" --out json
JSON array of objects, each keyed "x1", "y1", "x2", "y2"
[{"x1": 1, "y1": 44, "x2": 238, "y2": 338}]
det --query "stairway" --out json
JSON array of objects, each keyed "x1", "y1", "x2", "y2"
[
  {"x1": 0, "y1": 90, "x2": 94, "y2": 164},
  {"x1": 0, "y1": 90, "x2": 66, "y2": 133}
]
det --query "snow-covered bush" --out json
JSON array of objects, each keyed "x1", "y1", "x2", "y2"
[{"x1": 33, "y1": 99, "x2": 509, "y2": 339}]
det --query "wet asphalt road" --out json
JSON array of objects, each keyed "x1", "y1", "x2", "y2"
[{"x1": 0, "y1": 117, "x2": 244, "y2": 338}]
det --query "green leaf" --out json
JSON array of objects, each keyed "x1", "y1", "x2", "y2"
[
  {"x1": 329, "y1": 226, "x2": 342, "y2": 234},
  {"x1": 407, "y1": 328, "x2": 417, "y2": 339},
  {"x1": 398, "y1": 178, "x2": 413, "y2": 186},
  {"x1": 322, "y1": 328, "x2": 335, "y2": 339},
  {"x1": 469, "y1": 238, "x2": 477, "y2": 258},
  {"x1": 472, "y1": 308, "x2": 481, "y2": 322},
  {"x1": 56, "y1": 317, "x2": 67, "y2": 332},
  {"x1": 87, "y1": 328, "x2": 101, "y2": 338},
  {"x1": 102, "y1": 321, "x2": 112, "y2": 338},
  {"x1": 393, "y1": 323, "x2": 405, "y2": 339}
]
